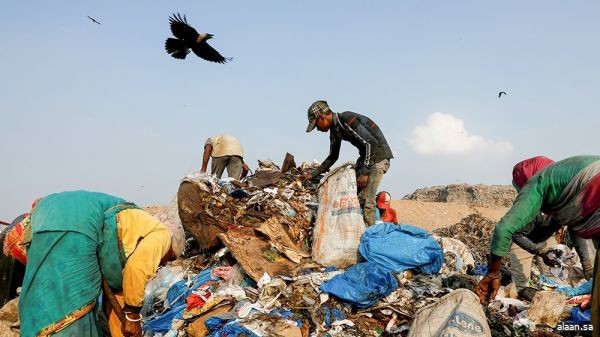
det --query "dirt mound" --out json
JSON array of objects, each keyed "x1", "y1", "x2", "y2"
[{"x1": 403, "y1": 183, "x2": 517, "y2": 208}]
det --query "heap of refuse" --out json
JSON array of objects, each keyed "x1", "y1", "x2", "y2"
[
  {"x1": 0, "y1": 159, "x2": 593, "y2": 337},
  {"x1": 119, "y1": 162, "x2": 600, "y2": 337},
  {"x1": 403, "y1": 184, "x2": 517, "y2": 208},
  {"x1": 137, "y1": 161, "x2": 514, "y2": 337},
  {"x1": 137, "y1": 161, "x2": 498, "y2": 337},
  {"x1": 433, "y1": 213, "x2": 498, "y2": 264}
]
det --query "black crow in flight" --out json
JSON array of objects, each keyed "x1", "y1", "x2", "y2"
[
  {"x1": 498, "y1": 91, "x2": 507, "y2": 98},
  {"x1": 87, "y1": 16, "x2": 101, "y2": 25},
  {"x1": 165, "y1": 13, "x2": 231, "y2": 64}
]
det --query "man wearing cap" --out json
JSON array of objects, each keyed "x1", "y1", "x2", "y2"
[
  {"x1": 201, "y1": 134, "x2": 249, "y2": 179},
  {"x1": 304, "y1": 100, "x2": 393, "y2": 226}
]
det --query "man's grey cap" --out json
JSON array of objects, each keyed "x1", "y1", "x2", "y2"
[{"x1": 306, "y1": 100, "x2": 331, "y2": 132}]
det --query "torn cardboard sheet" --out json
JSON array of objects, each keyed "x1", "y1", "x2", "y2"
[
  {"x1": 218, "y1": 228, "x2": 299, "y2": 282},
  {"x1": 255, "y1": 217, "x2": 310, "y2": 264}
]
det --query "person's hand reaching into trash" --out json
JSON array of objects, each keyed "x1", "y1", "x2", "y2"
[
  {"x1": 241, "y1": 162, "x2": 250, "y2": 178},
  {"x1": 540, "y1": 248, "x2": 562, "y2": 267},
  {"x1": 122, "y1": 316, "x2": 143, "y2": 337},
  {"x1": 476, "y1": 254, "x2": 502, "y2": 305},
  {"x1": 476, "y1": 274, "x2": 501, "y2": 304},
  {"x1": 357, "y1": 174, "x2": 369, "y2": 188}
]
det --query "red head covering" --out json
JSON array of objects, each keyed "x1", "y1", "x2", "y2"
[
  {"x1": 376, "y1": 191, "x2": 392, "y2": 209},
  {"x1": 512, "y1": 156, "x2": 555, "y2": 189}
]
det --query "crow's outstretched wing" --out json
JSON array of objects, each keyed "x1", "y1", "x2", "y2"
[
  {"x1": 191, "y1": 42, "x2": 231, "y2": 64},
  {"x1": 169, "y1": 13, "x2": 199, "y2": 42},
  {"x1": 165, "y1": 38, "x2": 190, "y2": 59}
]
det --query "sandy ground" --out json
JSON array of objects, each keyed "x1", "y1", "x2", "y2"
[{"x1": 391, "y1": 200, "x2": 508, "y2": 232}]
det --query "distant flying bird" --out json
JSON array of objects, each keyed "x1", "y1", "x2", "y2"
[
  {"x1": 498, "y1": 91, "x2": 507, "y2": 98},
  {"x1": 87, "y1": 16, "x2": 101, "y2": 25},
  {"x1": 165, "y1": 13, "x2": 231, "y2": 63}
]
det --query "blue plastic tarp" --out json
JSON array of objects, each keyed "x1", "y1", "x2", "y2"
[
  {"x1": 557, "y1": 279, "x2": 593, "y2": 298},
  {"x1": 358, "y1": 223, "x2": 443, "y2": 274},
  {"x1": 320, "y1": 262, "x2": 398, "y2": 308}
]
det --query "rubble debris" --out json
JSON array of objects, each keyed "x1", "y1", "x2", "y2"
[
  {"x1": 150, "y1": 160, "x2": 318, "y2": 258},
  {"x1": 434, "y1": 235, "x2": 476, "y2": 274},
  {"x1": 281, "y1": 153, "x2": 296, "y2": 174},
  {"x1": 0, "y1": 298, "x2": 19, "y2": 337},
  {"x1": 247, "y1": 170, "x2": 283, "y2": 188},
  {"x1": 433, "y1": 214, "x2": 512, "y2": 285},
  {"x1": 527, "y1": 291, "x2": 567, "y2": 328},
  {"x1": 0, "y1": 298, "x2": 18, "y2": 324},
  {"x1": 441, "y1": 274, "x2": 478, "y2": 291},
  {"x1": 218, "y1": 228, "x2": 299, "y2": 282},
  {"x1": 485, "y1": 307, "x2": 518, "y2": 337},
  {"x1": 433, "y1": 214, "x2": 497, "y2": 264},
  {"x1": 186, "y1": 304, "x2": 232, "y2": 337},
  {"x1": 114, "y1": 180, "x2": 600, "y2": 336},
  {"x1": 255, "y1": 217, "x2": 309, "y2": 264},
  {"x1": 403, "y1": 183, "x2": 517, "y2": 208}
]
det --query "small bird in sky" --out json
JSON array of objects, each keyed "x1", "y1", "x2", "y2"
[
  {"x1": 498, "y1": 91, "x2": 507, "y2": 98},
  {"x1": 165, "y1": 13, "x2": 231, "y2": 63},
  {"x1": 87, "y1": 16, "x2": 101, "y2": 25}
]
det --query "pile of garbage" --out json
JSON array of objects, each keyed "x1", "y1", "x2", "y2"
[
  {"x1": 136, "y1": 162, "x2": 501, "y2": 337},
  {"x1": 0, "y1": 159, "x2": 594, "y2": 337},
  {"x1": 151, "y1": 157, "x2": 319, "y2": 257},
  {"x1": 134, "y1": 161, "x2": 502, "y2": 337},
  {"x1": 433, "y1": 213, "x2": 497, "y2": 264}
]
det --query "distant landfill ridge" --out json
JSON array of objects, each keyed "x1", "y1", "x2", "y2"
[{"x1": 403, "y1": 183, "x2": 517, "y2": 208}]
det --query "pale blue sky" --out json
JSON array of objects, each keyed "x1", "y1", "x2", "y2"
[{"x1": 1, "y1": 1, "x2": 599, "y2": 220}]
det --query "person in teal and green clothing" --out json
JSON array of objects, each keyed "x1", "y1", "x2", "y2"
[
  {"x1": 17, "y1": 190, "x2": 186, "y2": 337},
  {"x1": 475, "y1": 155, "x2": 600, "y2": 336}
]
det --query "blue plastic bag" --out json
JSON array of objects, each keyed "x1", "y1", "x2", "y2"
[
  {"x1": 220, "y1": 322, "x2": 260, "y2": 337},
  {"x1": 320, "y1": 262, "x2": 398, "y2": 308},
  {"x1": 566, "y1": 307, "x2": 591, "y2": 324},
  {"x1": 142, "y1": 304, "x2": 186, "y2": 333},
  {"x1": 472, "y1": 263, "x2": 488, "y2": 276},
  {"x1": 144, "y1": 267, "x2": 215, "y2": 333},
  {"x1": 205, "y1": 313, "x2": 238, "y2": 333},
  {"x1": 166, "y1": 267, "x2": 215, "y2": 307},
  {"x1": 322, "y1": 306, "x2": 346, "y2": 328},
  {"x1": 557, "y1": 279, "x2": 593, "y2": 298},
  {"x1": 358, "y1": 223, "x2": 443, "y2": 274}
]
